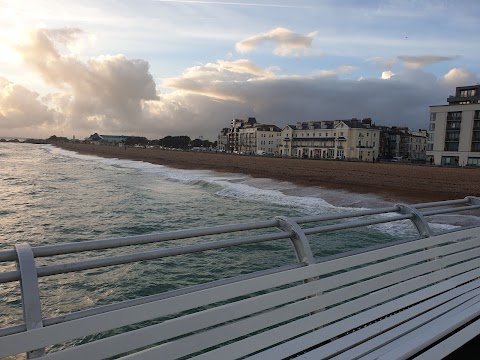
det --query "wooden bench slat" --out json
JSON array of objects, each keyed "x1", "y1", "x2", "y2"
[{"x1": 249, "y1": 279, "x2": 480, "y2": 360}]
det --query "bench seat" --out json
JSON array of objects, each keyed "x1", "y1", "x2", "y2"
[{"x1": 1, "y1": 227, "x2": 480, "y2": 359}]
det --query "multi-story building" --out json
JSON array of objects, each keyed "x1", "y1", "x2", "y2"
[
  {"x1": 280, "y1": 118, "x2": 381, "y2": 161},
  {"x1": 378, "y1": 127, "x2": 427, "y2": 161},
  {"x1": 220, "y1": 117, "x2": 282, "y2": 154},
  {"x1": 217, "y1": 128, "x2": 229, "y2": 152},
  {"x1": 427, "y1": 85, "x2": 480, "y2": 166}
]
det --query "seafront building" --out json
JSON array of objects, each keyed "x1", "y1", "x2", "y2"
[
  {"x1": 378, "y1": 127, "x2": 427, "y2": 161},
  {"x1": 427, "y1": 85, "x2": 480, "y2": 166},
  {"x1": 86, "y1": 133, "x2": 129, "y2": 145},
  {"x1": 218, "y1": 117, "x2": 427, "y2": 162},
  {"x1": 218, "y1": 117, "x2": 282, "y2": 155},
  {"x1": 280, "y1": 118, "x2": 381, "y2": 161}
]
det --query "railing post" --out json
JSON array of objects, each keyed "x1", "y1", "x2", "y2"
[
  {"x1": 466, "y1": 196, "x2": 480, "y2": 205},
  {"x1": 15, "y1": 243, "x2": 45, "y2": 358},
  {"x1": 275, "y1": 217, "x2": 314, "y2": 265},
  {"x1": 396, "y1": 204, "x2": 434, "y2": 237}
]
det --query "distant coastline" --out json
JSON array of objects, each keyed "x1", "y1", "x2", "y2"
[{"x1": 55, "y1": 143, "x2": 480, "y2": 203}]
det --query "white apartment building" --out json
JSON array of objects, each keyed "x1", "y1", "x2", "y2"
[
  {"x1": 427, "y1": 85, "x2": 480, "y2": 166},
  {"x1": 219, "y1": 117, "x2": 282, "y2": 154},
  {"x1": 280, "y1": 119, "x2": 381, "y2": 162}
]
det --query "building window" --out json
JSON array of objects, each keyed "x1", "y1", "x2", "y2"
[
  {"x1": 427, "y1": 143, "x2": 434, "y2": 151},
  {"x1": 446, "y1": 121, "x2": 461, "y2": 130},
  {"x1": 429, "y1": 123, "x2": 435, "y2": 131},
  {"x1": 441, "y1": 156, "x2": 459, "y2": 165},
  {"x1": 460, "y1": 89, "x2": 476, "y2": 97},
  {"x1": 467, "y1": 157, "x2": 480, "y2": 166},
  {"x1": 430, "y1": 113, "x2": 436, "y2": 122},
  {"x1": 472, "y1": 143, "x2": 480, "y2": 152},
  {"x1": 445, "y1": 132, "x2": 459, "y2": 141},
  {"x1": 444, "y1": 143, "x2": 459, "y2": 151},
  {"x1": 447, "y1": 111, "x2": 462, "y2": 120}
]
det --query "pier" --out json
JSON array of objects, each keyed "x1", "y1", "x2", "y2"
[{"x1": 1, "y1": 197, "x2": 480, "y2": 359}]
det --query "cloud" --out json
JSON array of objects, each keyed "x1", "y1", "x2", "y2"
[
  {"x1": 439, "y1": 68, "x2": 479, "y2": 89},
  {"x1": 3, "y1": 27, "x2": 479, "y2": 142},
  {"x1": 0, "y1": 77, "x2": 57, "y2": 135},
  {"x1": 235, "y1": 27, "x2": 317, "y2": 56},
  {"x1": 398, "y1": 55, "x2": 458, "y2": 69},
  {"x1": 369, "y1": 57, "x2": 397, "y2": 70},
  {"x1": 315, "y1": 65, "x2": 357, "y2": 77},
  {"x1": 163, "y1": 59, "x2": 274, "y2": 100},
  {"x1": 381, "y1": 71, "x2": 395, "y2": 79},
  {"x1": 161, "y1": 62, "x2": 479, "y2": 138},
  {"x1": 14, "y1": 28, "x2": 158, "y2": 132}
]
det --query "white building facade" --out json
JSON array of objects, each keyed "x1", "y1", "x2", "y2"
[
  {"x1": 219, "y1": 118, "x2": 282, "y2": 154},
  {"x1": 280, "y1": 119, "x2": 381, "y2": 162},
  {"x1": 427, "y1": 85, "x2": 480, "y2": 166}
]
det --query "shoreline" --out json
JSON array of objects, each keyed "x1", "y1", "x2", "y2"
[{"x1": 55, "y1": 143, "x2": 480, "y2": 203}]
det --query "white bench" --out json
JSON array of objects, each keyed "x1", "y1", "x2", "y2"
[{"x1": 1, "y1": 226, "x2": 480, "y2": 359}]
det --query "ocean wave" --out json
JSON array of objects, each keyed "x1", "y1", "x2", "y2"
[{"x1": 48, "y1": 145, "x2": 466, "y2": 234}]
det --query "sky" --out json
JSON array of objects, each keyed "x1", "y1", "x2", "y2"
[{"x1": 0, "y1": 0, "x2": 479, "y2": 141}]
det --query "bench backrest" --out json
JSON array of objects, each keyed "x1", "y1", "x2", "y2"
[{"x1": 1, "y1": 227, "x2": 479, "y2": 359}]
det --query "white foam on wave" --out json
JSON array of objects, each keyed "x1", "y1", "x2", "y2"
[{"x1": 47, "y1": 145, "x2": 465, "y2": 235}]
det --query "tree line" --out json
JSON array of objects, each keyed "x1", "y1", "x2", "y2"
[{"x1": 126, "y1": 135, "x2": 215, "y2": 149}]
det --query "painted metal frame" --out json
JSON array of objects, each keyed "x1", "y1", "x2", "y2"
[{"x1": 1, "y1": 196, "x2": 479, "y2": 358}]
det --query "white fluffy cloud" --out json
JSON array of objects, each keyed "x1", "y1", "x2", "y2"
[
  {"x1": 381, "y1": 71, "x2": 395, "y2": 79},
  {"x1": 235, "y1": 27, "x2": 317, "y2": 56},
  {"x1": 439, "y1": 68, "x2": 479, "y2": 89},
  {"x1": 0, "y1": 77, "x2": 57, "y2": 135}
]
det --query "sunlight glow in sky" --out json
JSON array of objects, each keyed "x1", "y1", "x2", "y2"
[{"x1": 1, "y1": 0, "x2": 479, "y2": 140}]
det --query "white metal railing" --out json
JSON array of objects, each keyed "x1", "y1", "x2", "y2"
[{"x1": 1, "y1": 196, "x2": 480, "y2": 358}]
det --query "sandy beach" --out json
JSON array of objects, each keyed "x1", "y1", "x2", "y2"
[{"x1": 56, "y1": 143, "x2": 480, "y2": 203}]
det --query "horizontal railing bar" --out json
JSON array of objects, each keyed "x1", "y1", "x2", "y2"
[
  {"x1": 0, "y1": 324, "x2": 26, "y2": 338},
  {"x1": 1, "y1": 262, "x2": 303, "y2": 337},
  {"x1": 310, "y1": 223, "x2": 480, "y2": 266},
  {"x1": 291, "y1": 206, "x2": 400, "y2": 224},
  {"x1": 2, "y1": 231, "x2": 292, "y2": 282},
  {"x1": 0, "y1": 200, "x2": 476, "y2": 264},
  {"x1": 0, "y1": 231, "x2": 291, "y2": 283},
  {"x1": 5, "y1": 223, "x2": 477, "y2": 337},
  {"x1": 422, "y1": 205, "x2": 480, "y2": 217},
  {"x1": 313, "y1": 234, "x2": 424, "y2": 264},
  {"x1": 0, "y1": 270, "x2": 20, "y2": 284},
  {"x1": 411, "y1": 198, "x2": 470, "y2": 209},
  {"x1": 0, "y1": 219, "x2": 280, "y2": 262},
  {"x1": 303, "y1": 214, "x2": 414, "y2": 235}
]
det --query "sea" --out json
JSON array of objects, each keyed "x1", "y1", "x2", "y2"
[{"x1": 1, "y1": 142, "x2": 480, "y2": 350}]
